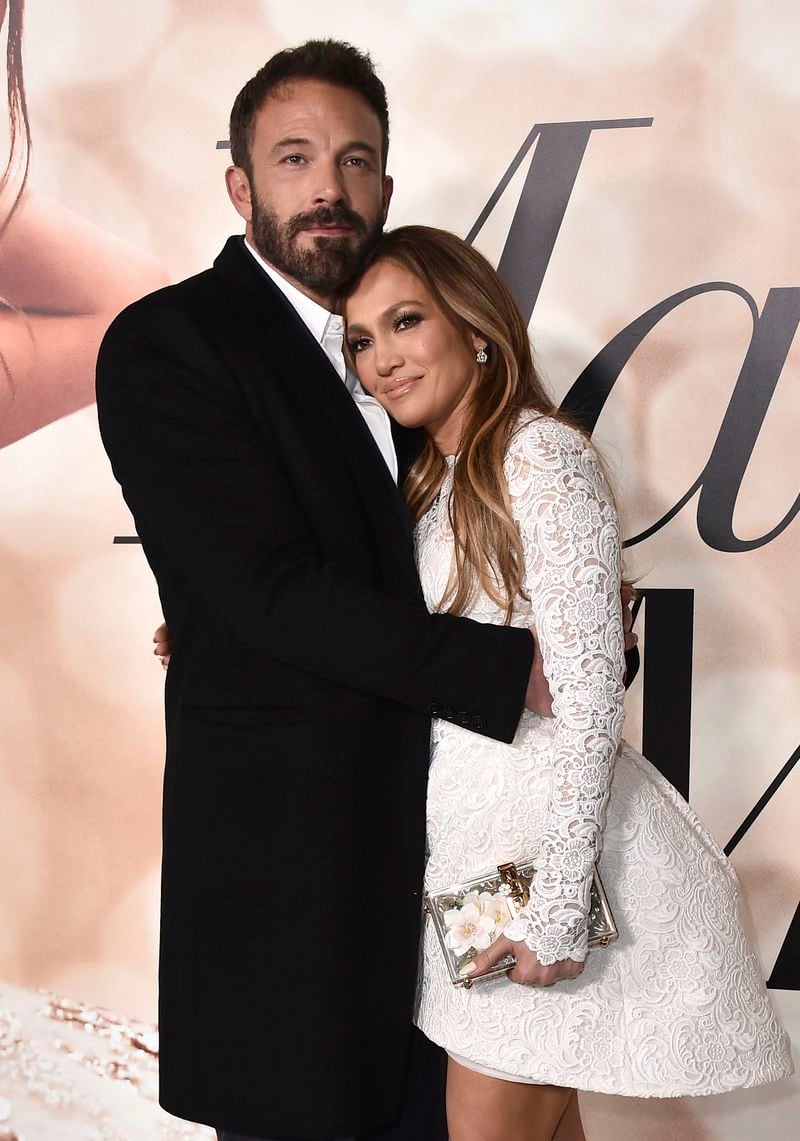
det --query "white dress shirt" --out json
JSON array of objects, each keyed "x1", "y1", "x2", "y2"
[{"x1": 244, "y1": 239, "x2": 398, "y2": 483}]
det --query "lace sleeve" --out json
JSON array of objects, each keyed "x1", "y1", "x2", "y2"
[{"x1": 503, "y1": 417, "x2": 626, "y2": 965}]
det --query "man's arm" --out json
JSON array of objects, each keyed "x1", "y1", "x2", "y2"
[{"x1": 97, "y1": 303, "x2": 533, "y2": 743}]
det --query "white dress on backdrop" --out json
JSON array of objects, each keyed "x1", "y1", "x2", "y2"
[{"x1": 414, "y1": 413, "x2": 793, "y2": 1097}]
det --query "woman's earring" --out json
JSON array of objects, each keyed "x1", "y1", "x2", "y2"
[{"x1": 476, "y1": 346, "x2": 488, "y2": 364}]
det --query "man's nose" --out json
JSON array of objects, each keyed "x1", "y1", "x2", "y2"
[{"x1": 311, "y1": 157, "x2": 348, "y2": 205}]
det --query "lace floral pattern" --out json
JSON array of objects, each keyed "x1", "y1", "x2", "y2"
[
  {"x1": 501, "y1": 421, "x2": 624, "y2": 962},
  {"x1": 414, "y1": 414, "x2": 792, "y2": 1095}
]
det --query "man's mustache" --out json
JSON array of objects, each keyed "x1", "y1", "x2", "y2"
[{"x1": 286, "y1": 206, "x2": 368, "y2": 240}]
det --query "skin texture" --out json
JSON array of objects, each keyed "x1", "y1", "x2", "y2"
[
  {"x1": 224, "y1": 79, "x2": 392, "y2": 310},
  {"x1": 447, "y1": 1059, "x2": 585, "y2": 1141}
]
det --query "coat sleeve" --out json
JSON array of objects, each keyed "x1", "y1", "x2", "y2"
[
  {"x1": 96, "y1": 301, "x2": 532, "y2": 743},
  {"x1": 502, "y1": 418, "x2": 626, "y2": 962}
]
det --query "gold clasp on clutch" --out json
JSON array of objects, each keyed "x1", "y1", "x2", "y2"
[{"x1": 497, "y1": 861, "x2": 530, "y2": 917}]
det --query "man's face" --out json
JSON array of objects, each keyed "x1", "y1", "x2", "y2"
[{"x1": 226, "y1": 80, "x2": 393, "y2": 305}]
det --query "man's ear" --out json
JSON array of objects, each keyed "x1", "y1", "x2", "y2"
[
  {"x1": 226, "y1": 165, "x2": 253, "y2": 223},
  {"x1": 382, "y1": 174, "x2": 394, "y2": 221}
]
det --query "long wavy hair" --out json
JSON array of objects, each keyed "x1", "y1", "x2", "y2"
[
  {"x1": 1, "y1": 0, "x2": 30, "y2": 232},
  {"x1": 346, "y1": 225, "x2": 580, "y2": 623}
]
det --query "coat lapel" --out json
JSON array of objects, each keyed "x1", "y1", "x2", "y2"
[{"x1": 212, "y1": 237, "x2": 420, "y2": 589}]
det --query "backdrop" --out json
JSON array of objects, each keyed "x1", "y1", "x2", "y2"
[{"x1": 0, "y1": 1, "x2": 797, "y2": 1137}]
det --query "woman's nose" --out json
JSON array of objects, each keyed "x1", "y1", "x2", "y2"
[{"x1": 374, "y1": 341, "x2": 403, "y2": 377}]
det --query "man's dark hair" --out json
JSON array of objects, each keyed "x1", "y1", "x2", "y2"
[{"x1": 229, "y1": 40, "x2": 389, "y2": 180}]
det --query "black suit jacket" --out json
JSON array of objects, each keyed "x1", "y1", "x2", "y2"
[{"x1": 96, "y1": 236, "x2": 533, "y2": 1138}]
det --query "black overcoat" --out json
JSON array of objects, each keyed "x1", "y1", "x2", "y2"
[{"x1": 95, "y1": 236, "x2": 532, "y2": 1139}]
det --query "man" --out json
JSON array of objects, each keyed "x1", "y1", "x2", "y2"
[{"x1": 97, "y1": 40, "x2": 635, "y2": 1141}]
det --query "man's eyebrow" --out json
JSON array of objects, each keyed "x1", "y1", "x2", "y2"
[
  {"x1": 272, "y1": 136, "x2": 312, "y2": 152},
  {"x1": 340, "y1": 139, "x2": 379, "y2": 158},
  {"x1": 271, "y1": 138, "x2": 379, "y2": 159}
]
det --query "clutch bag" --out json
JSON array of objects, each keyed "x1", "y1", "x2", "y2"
[{"x1": 425, "y1": 860, "x2": 617, "y2": 988}]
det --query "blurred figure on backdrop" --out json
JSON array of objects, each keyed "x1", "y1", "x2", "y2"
[
  {"x1": 0, "y1": 2, "x2": 201, "y2": 1138},
  {"x1": 0, "y1": 0, "x2": 167, "y2": 448}
]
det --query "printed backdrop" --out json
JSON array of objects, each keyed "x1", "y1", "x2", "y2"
[{"x1": 0, "y1": 1, "x2": 797, "y2": 1137}]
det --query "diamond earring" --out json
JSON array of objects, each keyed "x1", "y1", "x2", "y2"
[{"x1": 476, "y1": 346, "x2": 488, "y2": 364}]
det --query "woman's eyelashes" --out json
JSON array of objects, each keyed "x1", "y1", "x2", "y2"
[
  {"x1": 393, "y1": 309, "x2": 422, "y2": 332},
  {"x1": 347, "y1": 311, "x2": 423, "y2": 355}
]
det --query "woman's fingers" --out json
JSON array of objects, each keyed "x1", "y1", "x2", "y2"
[
  {"x1": 466, "y1": 936, "x2": 585, "y2": 987},
  {"x1": 461, "y1": 935, "x2": 515, "y2": 979},
  {"x1": 461, "y1": 935, "x2": 585, "y2": 987}
]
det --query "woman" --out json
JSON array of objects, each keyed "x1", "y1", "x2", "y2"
[{"x1": 340, "y1": 226, "x2": 792, "y2": 1141}]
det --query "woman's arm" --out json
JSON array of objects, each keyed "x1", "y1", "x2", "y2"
[
  {"x1": 0, "y1": 190, "x2": 168, "y2": 446},
  {"x1": 503, "y1": 417, "x2": 626, "y2": 965}
]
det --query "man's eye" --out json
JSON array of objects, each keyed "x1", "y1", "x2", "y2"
[
  {"x1": 283, "y1": 154, "x2": 306, "y2": 165},
  {"x1": 344, "y1": 156, "x2": 367, "y2": 167}
]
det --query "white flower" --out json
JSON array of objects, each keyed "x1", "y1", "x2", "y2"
[
  {"x1": 461, "y1": 891, "x2": 482, "y2": 910},
  {"x1": 479, "y1": 891, "x2": 513, "y2": 930},
  {"x1": 443, "y1": 902, "x2": 497, "y2": 956}
]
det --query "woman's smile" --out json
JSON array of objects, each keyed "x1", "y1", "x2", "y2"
[{"x1": 381, "y1": 374, "x2": 424, "y2": 399}]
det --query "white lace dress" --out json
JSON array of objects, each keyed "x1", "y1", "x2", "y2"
[{"x1": 414, "y1": 413, "x2": 793, "y2": 1096}]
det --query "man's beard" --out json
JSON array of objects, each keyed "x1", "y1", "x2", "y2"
[{"x1": 251, "y1": 196, "x2": 383, "y2": 297}]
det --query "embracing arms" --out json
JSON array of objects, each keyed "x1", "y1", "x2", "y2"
[{"x1": 97, "y1": 301, "x2": 533, "y2": 741}]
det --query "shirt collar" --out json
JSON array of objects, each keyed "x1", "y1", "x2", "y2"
[{"x1": 244, "y1": 237, "x2": 341, "y2": 347}]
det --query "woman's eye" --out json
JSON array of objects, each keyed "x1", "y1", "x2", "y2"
[
  {"x1": 348, "y1": 337, "x2": 370, "y2": 354},
  {"x1": 395, "y1": 312, "x2": 422, "y2": 331}
]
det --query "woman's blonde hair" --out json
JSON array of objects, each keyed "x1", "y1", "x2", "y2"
[{"x1": 346, "y1": 225, "x2": 576, "y2": 623}]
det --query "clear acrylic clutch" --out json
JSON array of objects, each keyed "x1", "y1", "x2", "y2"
[{"x1": 425, "y1": 860, "x2": 617, "y2": 988}]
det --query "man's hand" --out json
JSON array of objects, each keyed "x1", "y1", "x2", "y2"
[
  {"x1": 524, "y1": 628, "x2": 552, "y2": 716},
  {"x1": 525, "y1": 587, "x2": 638, "y2": 716},
  {"x1": 153, "y1": 621, "x2": 172, "y2": 669},
  {"x1": 461, "y1": 934, "x2": 584, "y2": 986},
  {"x1": 621, "y1": 584, "x2": 638, "y2": 654}
]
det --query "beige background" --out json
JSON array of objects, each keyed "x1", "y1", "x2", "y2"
[{"x1": 0, "y1": 0, "x2": 797, "y2": 1136}]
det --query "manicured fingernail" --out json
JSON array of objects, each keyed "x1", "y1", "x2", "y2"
[{"x1": 459, "y1": 963, "x2": 477, "y2": 977}]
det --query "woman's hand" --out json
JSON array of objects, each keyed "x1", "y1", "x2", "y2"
[
  {"x1": 462, "y1": 934, "x2": 585, "y2": 987},
  {"x1": 153, "y1": 622, "x2": 172, "y2": 669}
]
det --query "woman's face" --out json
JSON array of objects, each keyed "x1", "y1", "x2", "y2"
[{"x1": 345, "y1": 259, "x2": 485, "y2": 453}]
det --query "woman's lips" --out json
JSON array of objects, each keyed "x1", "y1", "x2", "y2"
[{"x1": 383, "y1": 376, "x2": 423, "y2": 399}]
